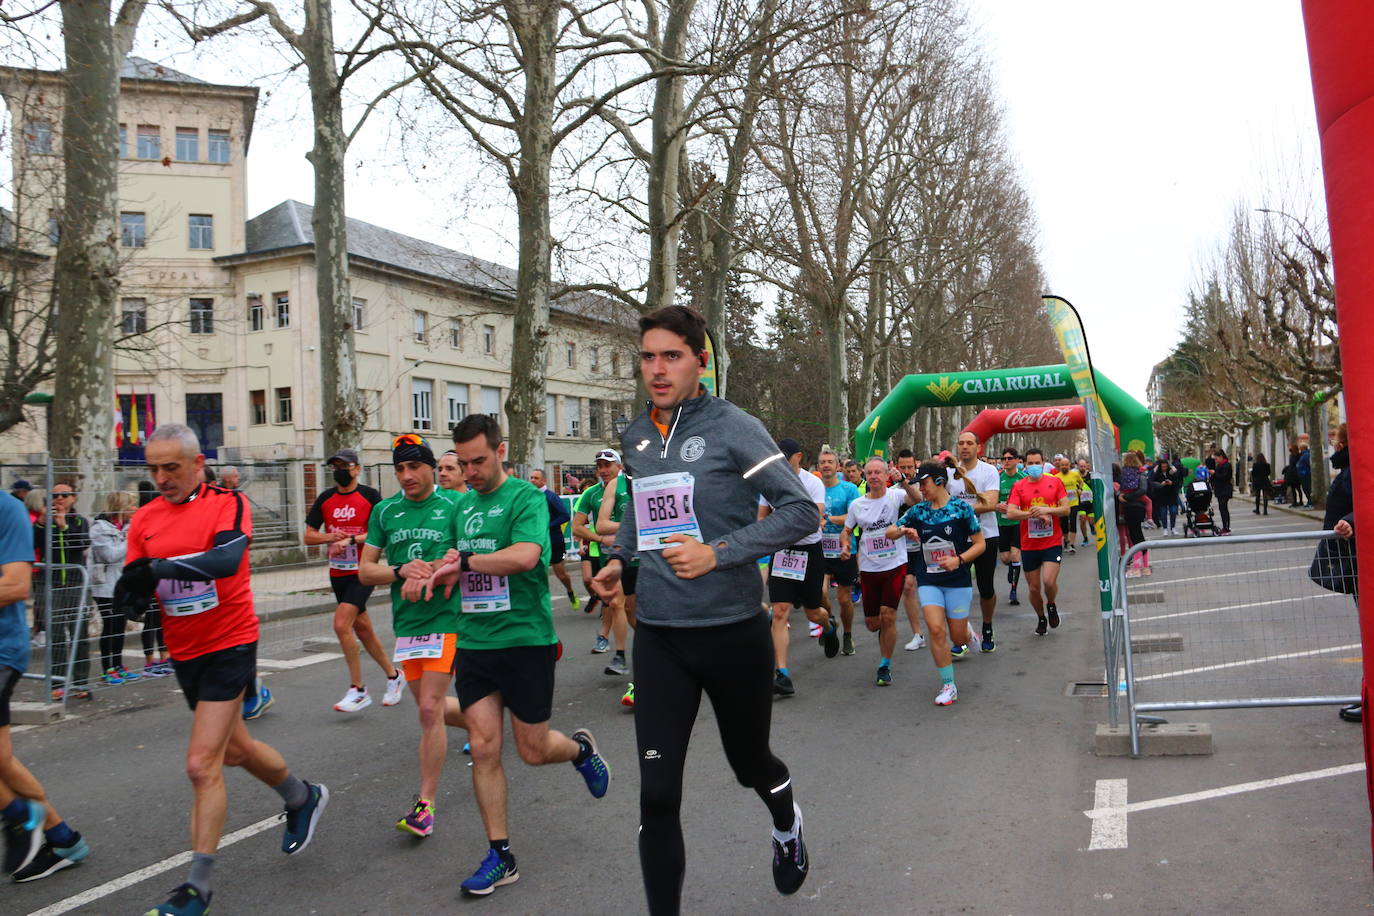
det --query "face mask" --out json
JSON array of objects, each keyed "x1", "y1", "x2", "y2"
[
  {"x1": 1016, "y1": 462, "x2": 1024, "y2": 473},
  {"x1": 1026, "y1": 464, "x2": 1044, "y2": 481},
  {"x1": 333, "y1": 467, "x2": 353, "y2": 488}
]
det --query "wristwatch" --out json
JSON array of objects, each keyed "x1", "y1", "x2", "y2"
[{"x1": 392, "y1": 564, "x2": 404, "y2": 581}]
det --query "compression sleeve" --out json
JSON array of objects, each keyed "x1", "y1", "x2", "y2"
[{"x1": 150, "y1": 530, "x2": 249, "y2": 582}]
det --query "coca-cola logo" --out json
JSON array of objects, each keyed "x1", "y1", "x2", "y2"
[{"x1": 1005, "y1": 407, "x2": 1074, "y2": 431}]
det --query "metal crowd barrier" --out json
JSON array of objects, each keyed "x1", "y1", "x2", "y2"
[
  {"x1": 1109, "y1": 529, "x2": 1359, "y2": 756},
  {"x1": 23, "y1": 563, "x2": 92, "y2": 712}
]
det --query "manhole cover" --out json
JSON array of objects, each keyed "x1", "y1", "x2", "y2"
[{"x1": 1068, "y1": 681, "x2": 1108, "y2": 697}]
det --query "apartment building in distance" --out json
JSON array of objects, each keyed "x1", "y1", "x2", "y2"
[{"x1": 0, "y1": 57, "x2": 638, "y2": 474}]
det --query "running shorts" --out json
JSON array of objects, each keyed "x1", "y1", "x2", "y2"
[
  {"x1": 917, "y1": 584, "x2": 973, "y2": 619},
  {"x1": 973, "y1": 535, "x2": 998, "y2": 601},
  {"x1": 593, "y1": 555, "x2": 638, "y2": 596},
  {"x1": 551, "y1": 531, "x2": 566, "y2": 565},
  {"x1": 998, "y1": 525, "x2": 1021, "y2": 551},
  {"x1": 859, "y1": 565, "x2": 906, "y2": 618},
  {"x1": 455, "y1": 643, "x2": 558, "y2": 724},
  {"x1": 823, "y1": 554, "x2": 859, "y2": 587},
  {"x1": 0, "y1": 666, "x2": 19, "y2": 727},
  {"x1": 767, "y1": 542, "x2": 825, "y2": 609},
  {"x1": 401, "y1": 632, "x2": 458, "y2": 682},
  {"x1": 330, "y1": 573, "x2": 375, "y2": 610},
  {"x1": 1020, "y1": 546, "x2": 1063, "y2": 572},
  {"x1": 173, "y1": 642, "x2": 257, "y2": 710}
]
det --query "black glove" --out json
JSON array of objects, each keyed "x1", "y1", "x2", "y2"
[{"x1": 113, "y1": 557, "x2": 160, "y2": 621}]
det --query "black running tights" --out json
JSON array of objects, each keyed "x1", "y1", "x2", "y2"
[
  {"x1": 633, "y1": 614, "x2": 794, "y2": 916},
  {"x1": 95, "y1": 597, "x2": 127, "y2": 673}
]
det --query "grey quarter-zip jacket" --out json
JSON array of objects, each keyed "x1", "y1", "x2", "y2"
[{"x1": 607, "y1": 392, "x2": 816, "y2": 627}]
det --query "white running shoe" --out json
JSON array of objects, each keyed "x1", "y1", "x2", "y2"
[
  {"x1": 934, "y1": 683, "x2": 958, "y2": 706},
  {"x1": 382, "y1": 674, "x2": 405, "y2": 707},
  {"x1": 904, "y1": 634, "x2": 926, "y2": 651},
  {"x1": 334, "y1": 686, "x2": 372, "y2": 713}
]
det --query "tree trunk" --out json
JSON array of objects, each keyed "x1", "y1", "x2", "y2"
[
  {"x1": 820, "y1": 294, "x2": 849, "y2": 455},
  {"x1": 645, "y1": 0, "x2": 696, "y2": 316},
  {"x1": 503, "y1": 2, "x2": 557, "y2": 468},
  {"x1": 1307, "y1": 399, "x2": 1328, "y2": 506},
  {"x1": 303, "y1": 0, "x2": 364, "y2": 456},
  {"x1": 50, "y1": 0, "x2": 144, "y2": 506}
]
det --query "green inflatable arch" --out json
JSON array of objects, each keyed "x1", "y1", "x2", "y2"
[{"x1": 853, "y1": 364, "x2": 1154, "y2": 459}]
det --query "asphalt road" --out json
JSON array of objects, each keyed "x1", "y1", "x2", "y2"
[{"x1": 9, "y1": 508, "x2": 1370, "y2": 915}]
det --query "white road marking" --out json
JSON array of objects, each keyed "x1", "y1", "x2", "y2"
[
  {"x1": 1134, "y1": 592, "x2": 1345, "y2": 622},
  {"x1": 256, "y1": 653, "x2": 342, "y2": 669},
  {"x1": 1143, "y1": 564, "x2": 1305, "y2": 585},
  {"x1": 1085, "y1": 763, "x2": 1364, "y2": 833},
  {"x1": 1136, "y1": 643, "x2": 1362, "y2": 681},
  {"x1": 26, "y1": 813, "x2": 282, "y2": 916},
  {"x1": 1088, "y1": 779, "x2": 1129, "y2": 849}
]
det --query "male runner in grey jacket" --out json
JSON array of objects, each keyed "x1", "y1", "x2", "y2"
[{"x1": 594, "y1": 305, "x2": 815, "y2": 915}]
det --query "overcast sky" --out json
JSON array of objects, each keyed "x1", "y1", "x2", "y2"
[
  {"x1": 118, "y1": 0, "x2": 1327, "y2": 406},
  {"x1": 961, "y1": 0, "x2": 1323, "y2": 401}
]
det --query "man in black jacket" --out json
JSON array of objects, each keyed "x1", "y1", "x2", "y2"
[{"x1": 33, "y1": 482, "x2": 91, "y2": 698}]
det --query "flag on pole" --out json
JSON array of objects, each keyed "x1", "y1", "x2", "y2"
[
  {"x1": 113, "y1": 393, "x2": 124, "y2": 449},
  {"x1": 144, "y1": 393, "x2": 153, "y2": 442},
  {"x1": 128, "y1": 391, "x2": 139, "y2": 445}
]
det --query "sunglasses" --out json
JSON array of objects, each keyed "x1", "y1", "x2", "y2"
[
  {"x1": 1001, "y1": 455, "x2": 1018, "y2": 461},
  {"x1": 52, "y1": 492, "x2": 76, "y2": 498},
  {"x1": 392, "y1": 434, "x2": 427, "y2": 448}
]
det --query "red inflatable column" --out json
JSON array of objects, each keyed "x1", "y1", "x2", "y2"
[{"x1": 1301, "y1": 0, "x2": 1374, "y2": 864}]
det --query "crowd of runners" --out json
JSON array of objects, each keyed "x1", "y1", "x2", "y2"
[{"x1": 2, "y1": 305, "x2": 1116, "y2": 915}]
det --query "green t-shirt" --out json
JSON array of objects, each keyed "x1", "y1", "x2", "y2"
[
  {"x1": 452, "y1": 475, "x2": 556, "y2": 650},
  {"x1": 998, "y1": 470, "x2": 1027, "y2": 527},
  {"x1": 574, "y1": 475, "x2": 628, "y2": 558},
  {"x1": 365, "y1": 488, "x2": 463, "y2": 637}
]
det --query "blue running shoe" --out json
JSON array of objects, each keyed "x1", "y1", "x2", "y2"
[
  {"x1": 145, "y1": 883, "x2": 210, "y2": 916},
  {"x1": 571, "y1": 728, "x2": 610, "y2": 798},
  {"x1": 242, "y1": 678, "x2": 273, "y2": 720},
  {"x1": 950, "y1": 643, "x2": 969, "y2": 660},
  {"x1": 461, "y1": 848, "x2": 519, "y2": 896},
  {"x1": 980, "y1": 624, "x2": 996, "y2": 654},
  {"x1": 3, "y1": 797, "x2": 45, "y2": 874},
  {"x1": 281, "y1": 782, "x2": 329, "y2": 855}
]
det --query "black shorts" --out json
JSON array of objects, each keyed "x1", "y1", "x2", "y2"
[
  {"x1": 330, "y1": 574, "x2": 375, "y2": 610},
  {"x1": 974, "y1": 534, "x2": 998, "y2": 600},
  {"x1": 1020, "y1": 546, "x2": 1063, "y2": 573},
  {"x1": 823, "y1": 553, "x2": 859, "y2": 587},
  {"x1": 592, "y1": 555, "x2": 638, "y2": 596},
  {"x1": 767, "y1": 542, "x2": 826, "y2": 609},
  {"x1": 998, "y1": 526, "x2": 1021, "y2": 551},
  {"x1": 173, "y1": 642, "x2": 257, "y2": 710},
  {"x1": 454, "y1": 644, "x2": 558, "y2": 724},
  {"x1": 0, "y1": 666, "x2": 20, "y2": 728},
  {"x1": 551, "y1": 532, "x2": 566, "y2": 565}
]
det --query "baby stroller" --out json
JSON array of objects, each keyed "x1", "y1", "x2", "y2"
[{"x1": 1182, "y1": 479, "x2": 1219, "y2": 537}]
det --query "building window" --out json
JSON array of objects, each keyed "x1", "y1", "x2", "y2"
[
  {"x1": 566, "y1": 404, "x2": 580, "y2": 438},
  {"x1": 248, "y1": 295, "x2": 264, "y2": 331},
  {"x1": 175, "y1": 127, "x2": 199, "y2": 161},
  {"x1": 566, "y1": 342, "x2": 576, "y2": 369},
  {"x1": 118, "y1": 124, "x2": 127, "y2": 157},
  {"x1": 448, "y1": 319, "x2": 461, "y2": 349},
  {"x1": 589, "y1": 347, "x2": 599, "y2": 373},
  {"x1": 275, "y1": 386, "x2": 293, "y2": 423},
  {"x1": 412, "y1": 378, "x2": 433, "y2": 431},
  {"x1": 482, "y1": 324, "x2": 495, "y2": 355},
  {"x1": 250, "y1": 389, "x2": 267, "y2": 425},
  {"x1": 188, "y1": 214, "x2": 213, "y2": 250},
  {"x1": 361, "y1": 389, "x2": 382, "y2": 425},
  {"x1": 25, "y1": 121, "x2": 53, "y2": 154},
  {"x1": 120, "y1": 212, "x2": 146, "y2": 248},
  {"x1": 545, "y1": 394, "x2": 557, "y2": 437},
  {"x1": 352, "y1": 296, "x2": 366, "y2": 330},
  {"x1": 207, "y1": 129, "x2": 230, "y2": 163},
  {"x1": 446, "y1": 383, "x2": 468, "y2": 429},
  {"x1": 611, "y1": 351, "x2": 620, "y2": 377},
  {"x1": 189, "y1": 298, "x2": 214, "y2": 334},
  {"x1": 120, "y1": 298, "x2": 147, "y2": 335},
  {"x1": 589, "y1": 400, "x2": 601, "y2": 437},
  {"x1": 274, "y1": 293, "x2": 290, "y2": 328},
  {"x1": 136, "y1": 124, "x2": 160, "y2": 159},
  {"x1": 47, "y1": 213, "x2": 59, "y2": 247},
  {"x1": 413, "y1": 310, "x2": 427, "y2": 343},
  {"x1": 481, "y1": 385, "x2": 500, "y2": 419}
]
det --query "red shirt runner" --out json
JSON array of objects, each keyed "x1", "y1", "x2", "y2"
[
  {"x1": 305, "y1": 485, "x2": 382, "y2": 578},
  {"x1": 126, "y1": 483, "x2": 257, "y2": 661},
  {"x1": 1008, "y1": 475, "x2": 1069, "y2": 551}
]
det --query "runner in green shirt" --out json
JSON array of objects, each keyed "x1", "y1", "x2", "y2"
[
  {"x1": 359, "y1": 434, "x2": 468, "y2": 839},
  {"x1": 993, "y1": 448, "x2": 1028, "y2": 606},
  {"x1": 425, "y1": 415, "x2": 608, "y2": 898},
  {"x1": 571, "y1": 450, "x2": 633, "y2": 675}
]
